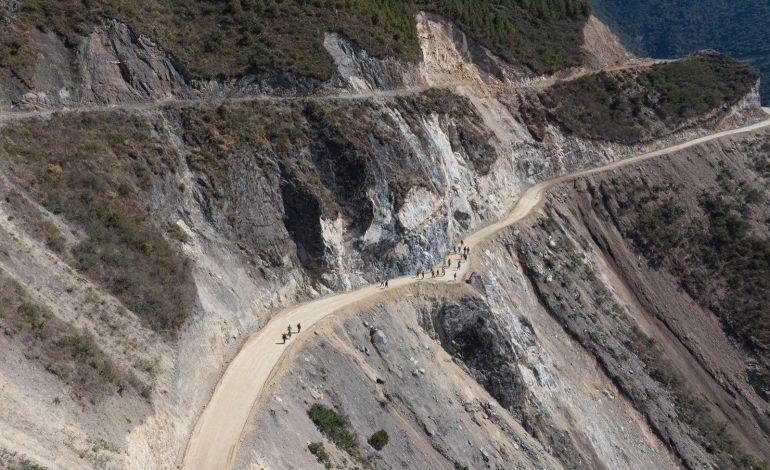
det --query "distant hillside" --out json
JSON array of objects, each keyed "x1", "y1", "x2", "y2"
[
  {"x1": 534, "y1": 53, "x2": 759, "y2": 144},
  {"x1": 0, "y1": 0, "x2": 590, "y2": 83},
  {"x1": 590, "y1": 0, "x2": 770, "y2": 101}
]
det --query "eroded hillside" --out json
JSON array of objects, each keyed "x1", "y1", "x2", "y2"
[
  {"x1": 246, "y1": 126, "x2": 770, "y2": 470},
  {"x1": 0, "y1": 3, "x2": 766, "y2": 470}
]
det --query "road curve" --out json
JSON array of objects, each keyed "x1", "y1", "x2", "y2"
[{"x1": 181, "y1": 111, "x2": 770, "y2": 470}]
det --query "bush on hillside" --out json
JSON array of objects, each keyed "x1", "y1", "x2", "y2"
[
  {"x1": 368, "y1": 429, "x2": 389, "y2": 450},
  {"x1": 307, "y1": 403, "x2": 358, "y2": 451},
  {"x1": 307, "y1": 442, "x2": 332, "y2": 469}
]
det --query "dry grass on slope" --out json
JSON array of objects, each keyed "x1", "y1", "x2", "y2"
[
  {"x1": 0, "y1": 112, "x2": 195, "y2": 334},
  {"x1": 0, "y1": 272, "x2": 146, "y2": 400}
]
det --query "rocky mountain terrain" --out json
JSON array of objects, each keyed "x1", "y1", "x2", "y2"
[
  {"x1": 0, "y1": 2, "x2": 767, "y2": 469},
  {"x1": 590, "y1": 0, "x2": 770, "y2": 101}
]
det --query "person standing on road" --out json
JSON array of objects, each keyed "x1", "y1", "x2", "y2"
[
  {"x1": 297, "y1": 323, "x2": 301, "y2": 334},
  {"x1": 385, "y1": 279, "x2": 389, "y2": 288},
  {"x1": 453, "y1": 273, "x2": 457, "y2": 281},
  {"x1": 287, "y1": 324, "x2": 292, "y2": 337},
  {"x1": 457, "y1": 260, "x2": 461, "y2": 269},
  {"x1": 281, "y1": 333, "x2": 287, "y2": 344}
]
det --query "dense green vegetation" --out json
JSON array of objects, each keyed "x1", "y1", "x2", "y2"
[
  {"x1": 538, "y1": 54, "x2": 759, "y2": 143},
  {"x1": 590, "y1": 0, "x2": 770, "y2": 101},
  {"x1": 367, "y1": 429, "x2": 389, "y2": 450},
  {"x1": 1, "y1": 113, "x2": 195, "y2": 333},
  {"x1": 307, "y1": 403, "x2": 358, "y2": 451},
  {"x1": 420, "y1": 0, "x2": 591, "y2": 73},
  {"x1": 0, "y1": 0, "x2": 590, "y2": 82}
]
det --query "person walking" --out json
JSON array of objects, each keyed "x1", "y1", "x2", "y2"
[
  {"x1": 457, "y1": 260, "x2": 461, "y2": 269},
  {"x1": 385, "y1": 279, "x2": 389, "y2": 288},
  {"x1": 453, "y1": 272, "x2": 457, "y2": 281},
  {"x1": 287, "y1": 324, "x2": 292, "y2": 337},
  {"x1": 281, "y1": 333, "x2": 287, "y2": 344},
  {"x1": 297, "y1": 323, "x2": 301, "y2": 334}
]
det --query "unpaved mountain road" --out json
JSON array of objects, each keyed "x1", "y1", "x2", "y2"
[
  {"x1": 181, "y1": 110, "x2": 770, "y2": 470},
  {"x1": 0, "y1": 57, "x2": 666, "y2": 126}
]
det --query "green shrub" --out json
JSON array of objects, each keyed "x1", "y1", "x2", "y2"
[
  {"x1": 307, "y1": 442, "x2": 332, "y2": 469},
  {"x1": 367, "y1": 429, "x2": 389, "y2": 450},
  {"x1": 307, "y1": 403, "x2": 358, "y2": 451},
  {"x1": 18, "y1": 458, "x2": 48, "y2": 470},
  {"x1": 540, "y1": 53, "x2": 759, "y2": 144}
]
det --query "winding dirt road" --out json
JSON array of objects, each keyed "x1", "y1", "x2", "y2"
[
  {"x1": 0, "y1": 58, "x2": 666, "y2": 127},
  {"x1": 181, "y1": 110, "x2": 770, "y2": 470}
]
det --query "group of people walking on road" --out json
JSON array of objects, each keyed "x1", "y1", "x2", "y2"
[
  {"x1": 280, "y1": 322, "x2": 301, "y2": 344},
  {"x1": 279, "y1": 240, "x2": 472, "y2": 344},
  {"x1": 417, "y1": 239, "x2": 471, "y2": 283}
]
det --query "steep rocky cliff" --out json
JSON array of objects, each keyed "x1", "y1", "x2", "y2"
[
  {"x1": 0, "y1": 5, "x2": 765, "y2": 470},
  {"x1": 244, "y1": 127, "x2": 770, "y2": 470},
  {"x1": 510, "y1": 128, "x2": 770, "y2": 468}
]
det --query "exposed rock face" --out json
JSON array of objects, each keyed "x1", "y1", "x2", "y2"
[
  {"x1": 421, "y1": 296, "x2": 525, "y2": 411},
  {"x1": 323, "y1": 32, "x2": 420, "y2": 91},
  {"x1": 0, "y1": 8, "x2": 766, "y2": 470},
  {"x1": 233, "y1": 290, "x2": 567, "y2": 470},
  {"x1": 78, "y1": 20, "x2": 188, "y2": 105},
  {"x1": 509, "y1": 130, "x2": 770, "y2": 468},
  {"x1": 582, "y1": 15, "x2": 633, "y2": 69}
]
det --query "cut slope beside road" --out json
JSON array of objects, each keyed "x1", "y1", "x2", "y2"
[{"x1": 181, "y1": 111, "x2": 770, "y2": 470}]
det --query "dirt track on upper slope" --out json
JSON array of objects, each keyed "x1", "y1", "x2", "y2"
[
  {"x1": 180, "y1": 110, "x2": 770, "y2": 470},
  {"x1": 0, "y1": 58, "x2": 666, "y2": 127}
]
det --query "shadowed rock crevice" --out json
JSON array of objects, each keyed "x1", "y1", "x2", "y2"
[
  {"x1": 419, "y1": 294, "x2": 605, "y2": 470},
  {"x1": 304, "y1": 104, "x2": 375, "y2": 235},
  {"x1": 279, "y1": 167, "x2": 326, "y2": 277},
  {"x1": 420, "y1": 296, "x2": 525, "y2": 410}
]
